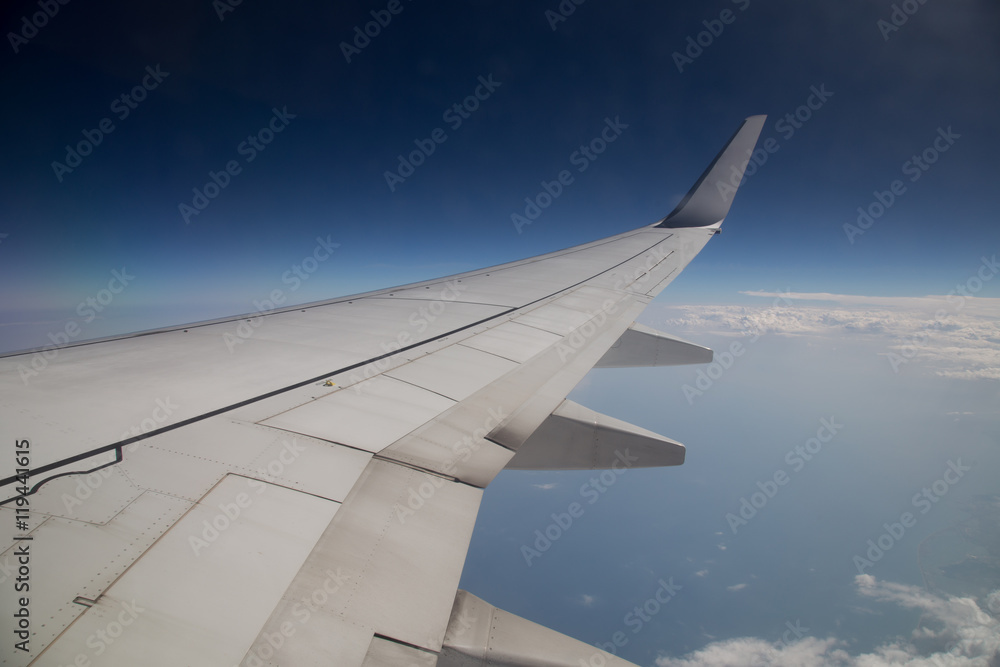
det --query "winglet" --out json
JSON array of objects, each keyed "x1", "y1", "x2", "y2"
[{"x1": 656, "y1": 115, "x2": 767, "y2": 229}]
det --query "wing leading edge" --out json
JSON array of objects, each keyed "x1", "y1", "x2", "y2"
[{"x1": 0, "y1": 117, "x2": 765, "y2": 666}]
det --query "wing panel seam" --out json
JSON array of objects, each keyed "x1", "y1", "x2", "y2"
[{"x1": 0, "y1": 233, "x2": 677, "y2": 497}]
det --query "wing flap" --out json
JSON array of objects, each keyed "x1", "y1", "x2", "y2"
[
  {"x1": 244, "y1": 459, "x2": 482, "y2": 661},
  {"x1": 505, "y1": 399, "x2": 686, "y2": 471},
  {"x1": 596, "y1": 322, "x2": 713, "y2": 368},
  {"x1": 439, "y1": 590, "x2": 640, "y2": 667}
]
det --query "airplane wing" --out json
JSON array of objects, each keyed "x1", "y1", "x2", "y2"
[{"x1": 0, "y1": 116, "x2": 766, "y2": 666}]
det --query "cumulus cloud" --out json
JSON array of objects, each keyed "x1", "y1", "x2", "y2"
[
  {"x1": 854, "y1": 574, "x2": 1000, "y2": 658},
  {"x1": 659, "y1": 292, "x2": 1000, "y2": 380},
  {"x1": 656, "y1": 636, "x2": 848, "y2": 667},
  {"x1": 655, "y1": 576, "x2": 1000, "y2": 667},
  {"x1": 727, "y1": 583, "x2": 748, "y2": 592}
]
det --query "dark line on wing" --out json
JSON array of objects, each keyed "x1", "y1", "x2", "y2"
[
  {"x1": 30, "y1": 448, "x2": 122, "y2": 494},
  {"x1": 0, "y1": 234, "x2": 672, "y2": 495},
  {"x1": 370, "y1": 633, "x2": 441, "y2": 655}
]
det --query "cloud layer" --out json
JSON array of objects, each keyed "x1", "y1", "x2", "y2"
[
  {"x1": 656, "y1": 576, "x2": 999, "y2": 667},
  {"x1": 660, "y1": 293, "x2": 1000, "y2": 380}
]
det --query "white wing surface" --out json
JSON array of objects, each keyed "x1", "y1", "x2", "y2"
[{"x1": 0, "y1": 116, "x2": 766, "y2": 666}]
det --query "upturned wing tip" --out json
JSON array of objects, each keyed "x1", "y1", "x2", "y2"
[{"x1": 656, "y1": 115, "x2": 767, "y2": 229}]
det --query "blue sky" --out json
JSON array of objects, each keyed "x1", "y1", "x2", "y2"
[
  {"x1": 1, "y1": 0, "x2": 999, "y2": 349},
  {"x1": 2, "y1": 1, "x2": 999, "y2": 665}
]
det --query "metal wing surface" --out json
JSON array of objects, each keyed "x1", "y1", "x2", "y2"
[{"x1": 0, "y1": 116, "x2": 766, "y2": 666}]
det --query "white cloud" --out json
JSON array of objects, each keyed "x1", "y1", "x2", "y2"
[
  {"x1": 727, "y1": 583, "x2": 748, "y2": 592},
  {"x1": 657, "y1": 293, "x2": 1000, "y2": 380},
  {"x1": 533, "y1": 482, "x2": 557, "y2": 490},
  {"x1": 987, "y1": 590, "x2": 1000, "y2": 615},
  {"x1": 855, "y1": 574, "x2": 1000, "y2": 654},
  {"x1": 656, "y1": 636, "x2": 848, "y2": 667},
  {"x1": 695, "y1": 569, "x2": 709, "y2": 577},
  {"x1": 740, "y1": 292, "x2": 1000, "y2": 314},
  {"x1": 655, "y1": 576, "x2": 1000, "y2": 667}
]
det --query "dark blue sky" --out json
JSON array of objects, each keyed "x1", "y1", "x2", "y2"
[{"x1": 2, "y1": 0, "x2": 999, "y2": 352}]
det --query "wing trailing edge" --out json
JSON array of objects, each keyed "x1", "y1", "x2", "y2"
[
  {"x1": 595, "y1": 322, "x2": 713, "y2": 368},
  {"x1": 439, "y1": 590, "x2": 641, "y2": 667},
  {"x1": 505, "y1": 399, "x2": 685, "y2": 471},
  {"x1": 656, "y1": 115, "x2": 766, "y2": 229}
]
